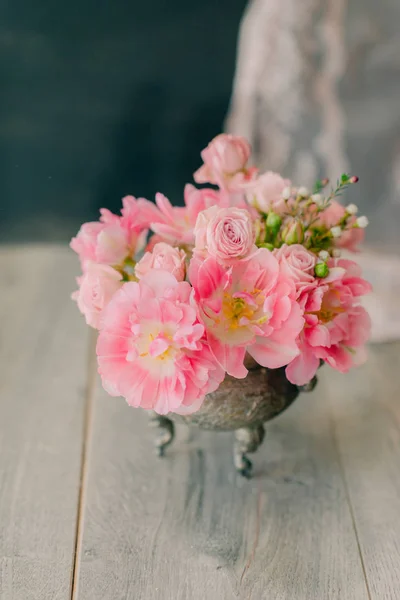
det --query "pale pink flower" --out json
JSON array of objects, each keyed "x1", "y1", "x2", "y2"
[
  {"x1": 319, "y1": 200, "x2": 364, "y2": 252},
  {"x1": 72, "y1": 262, "x2": 123, "y2": 329},
  {"x1": 135, "y1": 242, "x2": 186, "y2": 282},
  {"x1": 189, "y1": 249, "x2": 304, "y2": 379},
  {"x1": 285, "y1": 258, "x2": 372, "y2": 385},
  {"x1": 246, "y1": 171, "x2": 291, "y2": 214},
  {"x1": 194, "y1": 206, "x2": 256, "y2": 263},
  {"x1": 70, "y1": 195, "x2": 159, "y2": 269},
  {"x1": 150, "y1": 184, "x2": 222, "y2": 245},
  {"x1": 273, "y1": 244, "x2": 317, "y2": 295},
  {"x1": 194, "y1": 134, "x2": 257, "y2": 191},
  {"x1": 96, "y1": 271, "x2": 225, "y2": 415}
]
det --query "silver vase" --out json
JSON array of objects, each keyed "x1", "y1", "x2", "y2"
[{"x1": 149, "y1": 356, "x2": 317, "y2": 477}]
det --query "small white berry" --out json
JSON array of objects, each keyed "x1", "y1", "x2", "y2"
[
  {"x1": 318, "y1": 250, "x2": 329, "y2": 261},
  {"x1": 311, "y1": 193, "x2": 324, "y2": 206},
  {"x1": 356, "y1": 216, "x2": 369, "y2": 228},
  {"x1": 330, "y1": 226, "x2": 342, "y2": 238},
  {"x1": 346, "y1": 203, "x2": 358, "y2": 215},
  {"x1": 332, "y1": 248, "x2": 342, "y2": 258},
  {"x1": 282, "y1": 186, "x2": 292, "y2": 200},
  {"x1": 298, "y1": 186, "x2": 309, "y2": 198}
]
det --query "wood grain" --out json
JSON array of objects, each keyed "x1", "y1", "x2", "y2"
[
  {"x1": 0, "y1": 246, "x2": 89, "y2": 600},
  {"x1": 327, "y1": 343, "x2": 400, "y2": 600},
  {"x1": 2, "y1": 246, "x2": 400, "y2": 600},
  {"x1": 75, "y1": 368, "x2": 369, "y2": 599}
]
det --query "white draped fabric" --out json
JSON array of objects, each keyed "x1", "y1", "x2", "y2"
[{"x1": 226, "y1": 0, "x2": 400, "y2": 340}]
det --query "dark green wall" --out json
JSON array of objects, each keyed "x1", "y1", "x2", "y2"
[{"x1": 0, "y1": 1, "x2": 245, "y2": 241}]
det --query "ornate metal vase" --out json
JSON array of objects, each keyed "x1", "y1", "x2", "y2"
[{"x1": 150, "y1": 356, "x2": 317, "y2": 477}]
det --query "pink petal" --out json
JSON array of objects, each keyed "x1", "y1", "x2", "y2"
[
  {"x1": 248, "y1": 334, "x2": 300, "y2": 369},
  {"x1": 285, "y1": 346, "x2": 320, "y2": 386},
  {"x1": 306, "y1": 325, "x2": 331, "y2": 347},
  {"x1": 208, "y1": 335, "x2": 247, "y2": 379}
]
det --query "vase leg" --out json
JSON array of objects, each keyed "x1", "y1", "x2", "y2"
[
  {"x1": 148, "y1": 413, "x2": 175, "y2": 457},
  {"x1": 298, "y1": 375, "x2": 318, "y2": 393},
  {"x1": 233, "y1": 424, "x2": 265, "y2": 478}
]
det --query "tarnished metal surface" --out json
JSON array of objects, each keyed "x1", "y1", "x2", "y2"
[
  {"x1": 150, "y1": 357, "x2": 317, "y2": 475},
  {"x1": 169, "y1": 361, "x2": 300, "y2": 431}
]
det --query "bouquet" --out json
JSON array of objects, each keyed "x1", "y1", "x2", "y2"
[{"x1": 71, "y1": 134, "x2": 372, "y2": 416}]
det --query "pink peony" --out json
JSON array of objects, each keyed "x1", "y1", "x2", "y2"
[
  {"x1": 70, "y1": 195, "x2": 158, "y2": 269},
  {"x1": 72, "y1": 262, "x2": 123, "y2": 329},
  {"x1": 194, "y1": 134, "x2": 257, "y2": 191},
  {"x1": 273, "y1": 244, "x2": 317, "y2": 295},
  {"x1": 96, "y1": 271, "x2": 225, "y2": 415},
  {"x1": 285, "y1": 258, "x2": 372, "y2": 385},
  {"x1": 189, "y1": 249, "x2": 304, "y2": 379},
  {"x1": 194, "y1": 206, "x2": 256, "y2": 263},
  {"x1": 319, "y1": 200, "x2": 364, "y2": 252},
  {"x1": 135, "y1": 242, "x2": 186, "y2": 282},
  {"x1": 150, "y1": 184, "x2": 222, "y2": 245},
  {"x1": 246, "y1": 171, "x2": 291, "y2": 214}
]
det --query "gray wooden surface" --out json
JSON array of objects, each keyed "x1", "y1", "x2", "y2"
[{"x1": 1, "y1": 246, "x2": 400, "y2": 600}]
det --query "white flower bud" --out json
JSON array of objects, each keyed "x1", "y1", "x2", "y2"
[
  {"x1": 311, "y1": 193, "x2": 324, "y2": 206},
  {"x1": 282, "y1": 186, "x2": 292, "y2": 200},
  {"x1": 346, "y1": 203, "x2": 358, "y2": 215},
  {"x1": 330, "y1": 226, "x2": 342, "y2": 238},
  {"x1": 318, "y1": 250, "x2": 329, "y2": 261},
  {"x1": 298, "y1": 186, "x2": 309, "y2": 198},
  {"x1": 332, "y1": 249, "x2": 342, "y2": 258},
  {"x1": 356, "y1": 216, "x2": 369, "y2": 228}
]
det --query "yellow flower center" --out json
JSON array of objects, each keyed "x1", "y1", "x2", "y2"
[
  {"x1": 309, "y1": 289, "x2": 345, "y2": 324},
  {"x1": 139, "y1": 330, "x2": 176, "y2": 362},
  {"x1": 221, "y1": 290, "x2": 267, "y2": 331}
]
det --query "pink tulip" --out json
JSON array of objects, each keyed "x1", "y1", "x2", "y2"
[
  {"x1": 70, "y1": 195, "x2": 159, "y2": 269},
  {"x1": 96, "y1": 270, "x2": 225, "y2": 415},
  {"x1": 285, "y1": 258, "x2": 372, "y2": 385},
  {"x1": 149, "y1": 184, "x2": 222, "y2": 245},
  {"x1": 189, "y1": 249, "x2": 304, "y2": 378}
]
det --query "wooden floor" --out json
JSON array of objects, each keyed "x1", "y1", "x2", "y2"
[{"x1": 1, "y1": 245, "x2": 400, "y2": 600}]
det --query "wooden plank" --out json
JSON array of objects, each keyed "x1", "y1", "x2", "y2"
[
  {"x1": 327, "y1": 342, "x2": 400, "y2": 600},
  {"x1": 75, "y1": 360, "x2": 369, "y2": 598},
  {"x1": 0, "y1": 246, "x2": 90, "y2": 600}
]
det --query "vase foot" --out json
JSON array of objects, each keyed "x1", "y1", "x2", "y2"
[
  {"x1": 149, "y1": 413, "x2": 175, "y2": 457},
  {"x1": 298, "y1": 375, "x2": 318, "y2": 393},
  {"x1": 233, "y1": 424, "x2": 265, "y2": 478}
]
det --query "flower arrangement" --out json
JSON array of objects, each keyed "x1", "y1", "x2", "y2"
[{"x1": 71, "y1": 134, "x2": 372, "y2": 416}]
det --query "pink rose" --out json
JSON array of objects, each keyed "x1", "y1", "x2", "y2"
[
  {"x1": 194, "y1": 206, "x2": 256, "y2": 263},
  {"x1": 149, "y1": 184, "x2": 222, "y2": 246},
  {"x1": 72, "y1": 263, "x2": 123, "y2": 329},
  {"x1": 246, "y1": 171, "x2": 291, "y2": 214},
  {"x1": 135, "y1": 242, "x2": 186, "y2": 282},
  {"x1": 193, "y1": 134, "x2": 257, "y2": 191},
  {"x1": 274, "y1": 244, "x2": 317, "y2": 295}
]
